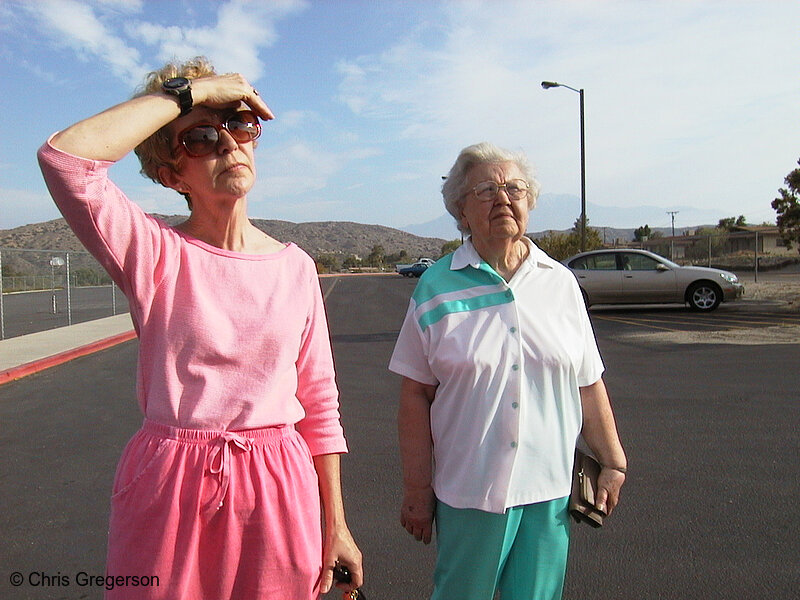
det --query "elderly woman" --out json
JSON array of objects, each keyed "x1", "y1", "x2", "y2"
[
  {"x1": 37, "y1": 57, "x2": 362, "y2": 599},
  {"x1": 389, "y1": 142, "x2": 626, "y2": 600}
]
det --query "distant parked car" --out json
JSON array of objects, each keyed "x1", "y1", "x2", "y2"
[
  {"x1": 397, "y1": 261, "x2": 430, "y2": 278},
  {"x1": 563, "y1": 249, "x2": 744, "y2": 311}
]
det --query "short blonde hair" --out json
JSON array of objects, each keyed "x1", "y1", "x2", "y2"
[
  {"x1": 133, "y1": 57, "x2": 217, "y2": 208},
  {"x1": 442, "y1": 142, "x2": 540, "y2": 235}
]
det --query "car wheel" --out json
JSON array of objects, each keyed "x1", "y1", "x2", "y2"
[{"x1": 687, "y1": 281, "x2": 722, "y2": 311}]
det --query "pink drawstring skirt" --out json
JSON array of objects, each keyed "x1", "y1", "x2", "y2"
[{"x1": 105, "y1": 419, "x2": 322, "y2": 599}]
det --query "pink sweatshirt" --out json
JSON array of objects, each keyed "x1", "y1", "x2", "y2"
[{"x1": 38, "y1": 141, "x2": 346, "y2": 456}]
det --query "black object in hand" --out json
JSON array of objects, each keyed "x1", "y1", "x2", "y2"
[{"x1": 332, "y1": 565, "x2": 366, "y2": 599}]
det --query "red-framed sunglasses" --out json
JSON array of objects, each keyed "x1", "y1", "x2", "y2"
[{"x1": 176, "y1": 111, "x2": 261, "y2": 157}]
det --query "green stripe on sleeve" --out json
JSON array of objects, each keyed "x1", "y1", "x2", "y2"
[
  {"x1": 418, "y1": 290, "x2": 514, "y2": 332},
  {"x1": 412, "y1": 257, "x2": 501, "y2": 306}
]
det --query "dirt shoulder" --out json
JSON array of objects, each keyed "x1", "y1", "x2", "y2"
[
  {"x1": 623, "y1": 278, "x2": 800, "y2": 345},
  {"x1": 743, "y1": 280, "x2": 800, "y2": 309}
]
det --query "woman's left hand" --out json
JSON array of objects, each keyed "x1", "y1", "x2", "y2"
[
  {"x1": 579, "y1": 378, "x2": 627, "y2": 516},
  {"x1": 595, "y1": 467, "x2": 626, "y2": 516},
  {"x1": 321, "y1": 525, "x2": 363, "y2": 596}
]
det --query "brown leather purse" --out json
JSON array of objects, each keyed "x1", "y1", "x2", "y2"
[{"x1": 569, "y1": 449, "x2": 606, "y2": 527}]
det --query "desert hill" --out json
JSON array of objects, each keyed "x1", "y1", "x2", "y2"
[{"x1": 0, "y1": 215, "x2": 449, "y2": 264}]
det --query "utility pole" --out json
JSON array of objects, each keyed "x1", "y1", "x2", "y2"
[
  {"x1": 667, "y1": 211, "x2": 679, "y2": 237},
  {"x1": 666, "y1": 211, "x2": 679, "y2": 260}
]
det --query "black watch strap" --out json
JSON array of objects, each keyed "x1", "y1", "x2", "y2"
[{"x1": 163, "y1": 77, "x2": 193, "y2": 117}]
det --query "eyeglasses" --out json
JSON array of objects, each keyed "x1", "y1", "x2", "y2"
[
  {"x1": 471, "y1": 179, "x2": 530, "y2": 201},
  {"x1": 176, "y1": 111, "x2": 261, "y2": 157}
]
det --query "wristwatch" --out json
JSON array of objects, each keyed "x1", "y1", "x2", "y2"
[{"x1": 162, "y1": 77, "x2": 193, "y2": 116}]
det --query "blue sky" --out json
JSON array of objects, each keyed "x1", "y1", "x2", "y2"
[{"x1": 1, "y1": 0, "x2": 798, "y2": 236}]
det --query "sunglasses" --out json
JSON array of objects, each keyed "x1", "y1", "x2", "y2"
[{"x1": 175, "y1": 111, "x2": 261, "y2": 157}]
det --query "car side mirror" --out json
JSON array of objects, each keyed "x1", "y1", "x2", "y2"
[{"x1": 656, "y1": 263, "x2": 670, "y2": 272}]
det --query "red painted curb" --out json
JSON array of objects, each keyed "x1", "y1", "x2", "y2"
[{"x1": 0, "y1": 330, "x2": 137, "y2": 386}]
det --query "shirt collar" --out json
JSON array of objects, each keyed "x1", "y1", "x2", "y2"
[{"x1": 450, "y1": 236, "x2": 556, "y2": 272}]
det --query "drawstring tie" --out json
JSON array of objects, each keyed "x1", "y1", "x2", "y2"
[{"x1": 206, "y1": 431, "x2": 252, "y2": 511}]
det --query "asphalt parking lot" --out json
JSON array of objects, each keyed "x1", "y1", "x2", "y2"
[
  {"x1": 1, "y1": 274, "x2": 799, "y2": 600},
  {"x1": 589, "y1": 302, "x2": 800, "y2": 336}
]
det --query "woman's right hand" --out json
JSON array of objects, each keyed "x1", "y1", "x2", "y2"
[
  {"x1": 400, "y1": 485, "x2": 436, "y2": 544},
  {"x1": 191, "y1": 74, "x2": 274, "y2": 121}
]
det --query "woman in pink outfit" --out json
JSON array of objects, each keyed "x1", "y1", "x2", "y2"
[{"x1": 38, "y1": 57, "x2": 363, "y2": 599}]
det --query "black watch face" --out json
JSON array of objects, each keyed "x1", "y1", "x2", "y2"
[{"x1": 164, "y1": 77, "x2": 189, "y2": 90}]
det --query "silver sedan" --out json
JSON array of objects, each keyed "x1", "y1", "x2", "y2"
[{"x1": 563, "y1": 249, "x2": 744, "y2": 311}]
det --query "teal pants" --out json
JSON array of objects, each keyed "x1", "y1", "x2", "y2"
[{"x1": 432, "y1": 497, "x2": 570, "y2": 600}]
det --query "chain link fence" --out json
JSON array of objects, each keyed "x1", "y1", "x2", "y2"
[
  {"x1": 635, "y1": 230, "x2": 798, "y2": 276},
  {"x1": 0, "y1": 247, "x2": 127, "y2": 340}
]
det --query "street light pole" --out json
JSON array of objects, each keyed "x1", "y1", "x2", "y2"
[{"x1": 542, "y1": 81, "x2": 586, "y2": 251}]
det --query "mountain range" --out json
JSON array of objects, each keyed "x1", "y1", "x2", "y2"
[
  {"x1": 402, "y1": 193, "x2": 732, "y2": 240},
  {"x1": 0, "y1": 199, "x2": 730, "y2": 273},
  {"x1": 0, "y1": 216, "x2": 447, "y2": 265}
]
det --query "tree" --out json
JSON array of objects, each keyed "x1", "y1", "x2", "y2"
[
  {"x1": 772, "y1": 158, "x2": 800, "y2": 252},
  {"x1": 342, "y1": 255, "x2": 361, "y2": 270},
  {"x1": 366, "y1": 244, "x2": 386, "y2": 268},
  {"x1": 316, "y1": 253, "x2": 341, "y2": 273},
  {"x1": 535, "y1": 217, "x2": 603, "y2": 260},
  {"x1": 681, "y1": 226, "x2": 724, "y2": 261},
  {"x1": 572, "y1": 217, "x2": 603, "y2": 250},
  {"x1": 718, "y1": 215, "x2": 747, "y2": 231},
  {"x1": 535, "y1": 230, "x2": 580, "y2": 260},
  {"x1": 440, "y1": 239, "x2": 462, "y2": 257},
  {"x1": 634, "y1": 224, "x2": 651, "y2": 242},
  {"x1": 385, "y1": 249, "x2": 409, "y2": 267}
]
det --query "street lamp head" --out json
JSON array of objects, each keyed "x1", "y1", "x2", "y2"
[{"x1": 541, "y1": 81, "x2": 559, "y2": 89}]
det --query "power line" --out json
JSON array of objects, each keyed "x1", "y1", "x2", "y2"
[
  {"x1": 666, "y1": 211, "x2": 679, "y2": 261},
  {"x1": 666, "y1": 211, "x2": 679, "y2": 237}
]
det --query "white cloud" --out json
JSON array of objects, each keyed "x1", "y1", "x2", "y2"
[
  {"x1": 248, "y1": 141, "x2": 382, "y2": 221},
  {"x1": 255, "y1": 142, "x2": 354, "y2": 198},
  {"x1": 388, "y1": 171, "x2": 426, "y2": 183},
  {"x1": 31, "y1": 0, "x2": 146, "y2": 82},
  {"x1": 270, "y1": 109, "x2": 314, "y2": 131},
  {"x1": 93, "y1": 0, "x2": 143, "y2": 11},
  {"x1": 25, "y1": 0, "x2": 308, "y2": 85},
  {"x1": 333, "y1": 0, "x2": 800, "y2": 215},
  {"x1": 0, "y1": 4, "x2": 13, "y2": 32},
  {"x1": 257, "y1": 142, "x2": 338, "y2": 198},
  {"x1": 126, "y1": 0, "x2": 307, "y2": 82}
]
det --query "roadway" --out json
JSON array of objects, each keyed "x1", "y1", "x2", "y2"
[{"x1": 1, "y1": 274, "x2": 799, "y2": 599}]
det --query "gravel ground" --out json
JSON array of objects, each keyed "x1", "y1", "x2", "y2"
[
  {"x1": 624, "y1": 277, "x2": 800, "y2": 345},
  {"x1": 743, "y1": 280, "x2": 800, "y2": 309}
]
